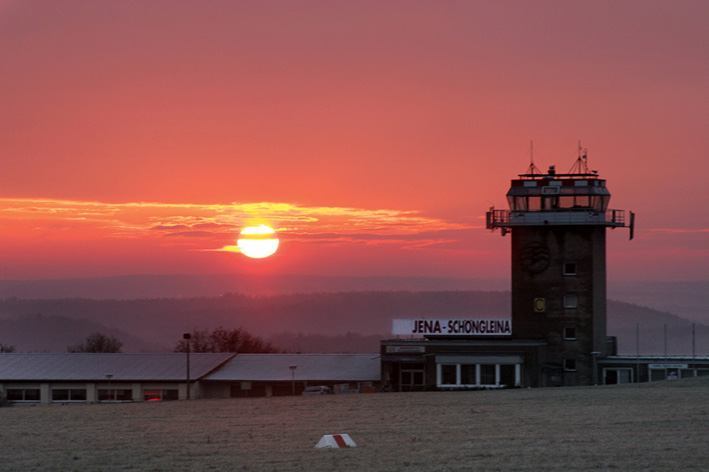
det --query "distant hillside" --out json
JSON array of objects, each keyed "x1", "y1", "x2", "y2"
[
  {"x1": 0, "y1": 313, "x2": 163, "y2": 353},
  {"x1": 0, "y1": 291, "x2": 510, "y2": 348},
  {"x1": 1, "y1": 274, "x2": 705, "y2": 325},
  {"x1": 0, "y1": 274, "x2": 510, "y2": 299},
  {"x1": 608, "y1": 281, "x2": 709, "y2": 323},
  {"x1": 0, "y1": 291, "x2": 706, "y2": 355}
]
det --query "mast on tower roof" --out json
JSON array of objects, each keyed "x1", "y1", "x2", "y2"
[
  {"x1": 568, "y1": 141, "x2": 591, "y2": 175},
  {"x1": 524, "y1": 140, "x2": 543, "y2": 176}
]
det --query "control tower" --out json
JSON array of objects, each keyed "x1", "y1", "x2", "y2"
[{"x1": 487, "y1": 150, "x2": 634, "y2": 386}]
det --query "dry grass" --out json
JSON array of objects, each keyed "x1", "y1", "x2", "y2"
[{"x1": 3, "y1": 378, "x2": 709, "y2": 471}]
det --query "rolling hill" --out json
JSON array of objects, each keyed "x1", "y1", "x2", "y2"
[{"x1": 0, "y1": 291, "x2": 706, "y2": 355}]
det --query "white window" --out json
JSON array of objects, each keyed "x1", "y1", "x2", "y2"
[
  {"x1": 460, "y1": 364, "x2": 476, "y2": 385},
  {"x1": 563, "y1": 294, "x2": 578, "y2": 308},
  {"x1": 439, "y1": 364, "x2": 458, "y2": 386},
  {"x1": 436, "y1": 363, "x2": 521, "y2": 388},
  {"x1": 480, "y1": 364, "x2": 496, "y2": 385}
]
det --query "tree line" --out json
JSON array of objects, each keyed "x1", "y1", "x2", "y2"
[
  {"x1": 54, "y1": 327, "x2": 281, "y2": 353},
  {"x1": 174, "y1": 327, "x2": 281, "y2": 353}
]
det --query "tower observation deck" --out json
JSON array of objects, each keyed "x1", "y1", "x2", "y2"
[{"x1": 486, "y1": 155, "x2": 634, "y2": 238}]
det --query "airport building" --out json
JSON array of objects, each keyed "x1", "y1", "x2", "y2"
[
  {"x1": 0, "y1": 352, "x2": 380, "y2": 403},
  {"x1": 381, "y1": 151, "x2": 640, "y2": 390}
]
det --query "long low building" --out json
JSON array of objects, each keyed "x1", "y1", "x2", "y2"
[
  {"x1": 0, "y1": 353, "x2": 381, "y2": 404},
  {"x1": 598, "y1": 355, "x2": 709, "y2": 384},
  {"x1": 203, "y1": 353, "x2": 381, "y2": 397},
  {"x1": 0, "y1": 353, "x2": 235, "y2": 403}
]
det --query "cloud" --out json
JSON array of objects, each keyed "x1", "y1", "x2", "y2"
[
  {"x1": 0, "y1": 198, "x2": 471, "y2": 252},
  {"x1": 151, "y1": 224, "x2": 190, "y2": 231},
  {"x1": 163, "y1": 231, "x2": 222, "y2": 239}
]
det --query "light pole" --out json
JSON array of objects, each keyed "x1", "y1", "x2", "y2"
[
  {"x1": 289, "y1": 365, "x2": 297, "y2": 396},
  {"x1": 183, "y1": 333, "x2": 191, "y2": 400}
]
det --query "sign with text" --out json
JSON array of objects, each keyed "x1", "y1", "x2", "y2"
[{"x1": 392, "y1": 319, "x2": 512, "y2": 336}]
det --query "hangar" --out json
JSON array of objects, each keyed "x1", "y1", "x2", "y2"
[
  {"x1": 0, "y1": 352, "x2": 381, "y2": 403},
  {"x1": 202, "y1": 353, "x2": 380, "y2": 397},
  {"x1": 0, "y1": 352, "x2": 234, "y2": 403}
]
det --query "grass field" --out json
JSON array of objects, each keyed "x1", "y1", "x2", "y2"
[{"x1": 3, "y1": 378, "x2": 708, "y2": 471}]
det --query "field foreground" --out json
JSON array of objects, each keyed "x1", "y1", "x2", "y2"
[{"x1": 3, "y1": 379, "x2": 709, "y2": 471}]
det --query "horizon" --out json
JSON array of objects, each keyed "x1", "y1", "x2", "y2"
[
  {"x1": 2, "y1": 1, "x2": 708, "y2": 285},
  {"x1": 0, "y1": 271, "x2": 706, "y2": 285}
]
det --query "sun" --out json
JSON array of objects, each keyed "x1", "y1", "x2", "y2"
[{"x1": 237, "y1": 225, "x2": 279, "y2": 258}]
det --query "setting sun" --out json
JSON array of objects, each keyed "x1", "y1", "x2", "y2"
[{"x1": 237, "y1": 225, "x2": 279, "y2": 258}]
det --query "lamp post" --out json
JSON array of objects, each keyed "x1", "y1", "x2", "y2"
[
  {"x1": 183, "y1": 333, "x2": 191, "y2": 400},
  {"x1": 289, "y1": 365, "x2": 297, "y2": 396}
]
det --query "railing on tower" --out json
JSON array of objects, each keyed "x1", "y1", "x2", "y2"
[
  {"x1": 486, "y1": 209, "x2": 510, "y2": 228},
  {"x1": 486, "y1": 208, "x2": 629, "y2": 229}
]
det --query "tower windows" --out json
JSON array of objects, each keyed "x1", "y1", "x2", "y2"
[
  {"x1": 563, "y1": 358, "x2": 577, "y2": 372},
  {"x1": 563, "y1": 262, "x2": 577, "y2": 275},
  {"x1": 563, "y1": 326, "x2": 577, "y2": 340},
  {"x1": 563, "y1": 294, "x2": 578, "y2": 308}
]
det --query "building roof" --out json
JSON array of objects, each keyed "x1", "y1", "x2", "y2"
[
  {"x1": 0, "y1": 353, "x2": 235, "y2": 381},
  {"x1": 601, "y1": 355, "x2": 709, "y2": 363},
  {"x1": 205, "y1": 353, "x2": 381, "y2": 382}
]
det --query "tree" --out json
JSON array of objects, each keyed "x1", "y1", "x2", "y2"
[
  {"x1": 174, "y1": 327, "x2": 281, "y2": 353},
  {"x1": 68, "y1": 332, "x2": 123, "y2": 353}
]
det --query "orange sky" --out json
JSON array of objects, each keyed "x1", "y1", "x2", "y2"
[{"x1": 1, "y1": 1, "x2": 707, "y2": 282}]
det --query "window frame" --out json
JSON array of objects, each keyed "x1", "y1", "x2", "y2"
[
  {"x1": 436, "y1": 362, "x2": 521, "y2": 388},
  {"x1": 438, "y1": 364, "x2": 458, "y2": 386}
]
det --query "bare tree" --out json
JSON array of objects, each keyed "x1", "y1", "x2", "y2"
[
  {"x1": 68, "y1": 332, "x2": 123, "y2": 353},
  {"x1": 174, "y1": 327, "x2": 280, "y2": 353},
  {"x1": 174, "y1": 328, "x2": 213, "y2": 352}
]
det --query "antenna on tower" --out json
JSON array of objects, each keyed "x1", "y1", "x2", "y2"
[
  {"x1": 525, "y1": 140, "x2": 542, "y2": 176},
  {"x1": 569, "y1": 141, "x2": 590, "y2": 174}
]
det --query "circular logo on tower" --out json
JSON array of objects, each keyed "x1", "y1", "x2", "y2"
[{"x1": 521, "y1": 242, "x2": 550, "y2": 274}]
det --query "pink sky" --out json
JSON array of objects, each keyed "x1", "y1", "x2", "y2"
[{"x1": 1, "y1": 0, "x2": 707, "y2": 282}]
